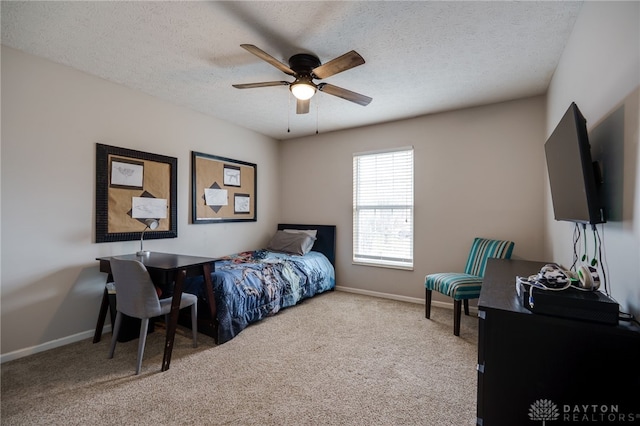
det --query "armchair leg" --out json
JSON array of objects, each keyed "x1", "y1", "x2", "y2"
[
  {"x1": 453, "y1": 300, "x2": 461, "y2": 336},
  {"x1": 464, "y1": 299, "x2": 470, "y2": 316},
  {"x1": 108, "y1": 311, "x2": 123, "y2": 358},
  {"x1": 135, "y1": 319, "x2": 150, "y2": 375},
  {"x1": 425, "y1": 289, "x2": 432, "y2": 319}
]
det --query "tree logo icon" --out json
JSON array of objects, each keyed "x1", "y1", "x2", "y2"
[{"x1": 529, "y1": 399, "x2": 560, "y2": 425}]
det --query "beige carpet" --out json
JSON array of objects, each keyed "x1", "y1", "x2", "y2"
[{"x1": 1, "y1": 291, "x2": 479, "y2": 425}]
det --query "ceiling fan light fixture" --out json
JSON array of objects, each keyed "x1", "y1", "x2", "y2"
[
  {"x1": 290, "y1": 81, "x2": 316, "y2": 100},
  {"x1": 233, "y1": 45, "x2": 371, "y2": 111}
]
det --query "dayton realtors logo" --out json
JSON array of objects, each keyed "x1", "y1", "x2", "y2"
[
  {"x1": 529, "y1": 399, "x2": 560, "y2": 425},
  {"x1": 528, "y1": 399, "x2": 640, "y2": 424}
]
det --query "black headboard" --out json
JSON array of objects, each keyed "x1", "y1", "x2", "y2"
[{"x1": 277, "y1": 224, "x2": 336, "y2": 266}]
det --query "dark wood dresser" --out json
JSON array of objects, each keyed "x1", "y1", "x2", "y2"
[{"x1": 476, "y1": 259, "x2": 640, "y2": 425}]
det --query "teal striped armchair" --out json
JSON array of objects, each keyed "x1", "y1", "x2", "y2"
[{"x1": 424, "y1": 237, "x2": 514, "y2": 336}]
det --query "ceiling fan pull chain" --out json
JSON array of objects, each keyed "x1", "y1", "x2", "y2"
[
  {"x1": 287, "y1": 91, "x2": 291, "y2": 133},
  {"x1": 316, "y1": 97, "x2": 319, "y2": 134}
]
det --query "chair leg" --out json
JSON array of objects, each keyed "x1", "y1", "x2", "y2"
[
  {"x1": 191, "y1": 302, "x2": 198, "y2": 348},
  {"x1": 425, "y1": 289, "x2": 432, "y2": 319},
  {"x1": 464, "y1": 299, "x2": 470, "y2": 316},
  {"x1": 135, "y1": 318, "x2": 150, "y2": 375},
  {"x1": 453, "y1": 300, "x2": 461, "y2": 336},
  {"x1": 108, "y1": 311, "x2": 123, "y2": 358}
]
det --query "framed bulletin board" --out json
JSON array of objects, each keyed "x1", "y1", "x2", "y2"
[
  {"x1": 192, "y1": 151, "x2": 257, "y2": 223},
  {"x1": 96, "y1": 143, "x2": 177, "y2": 242}
]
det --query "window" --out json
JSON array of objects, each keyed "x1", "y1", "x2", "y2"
[{"x1": 353, "y1": 147, "x2": 414, "y2": 269}]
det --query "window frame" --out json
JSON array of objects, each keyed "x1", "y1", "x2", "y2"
[{"x1": 352, "y1": 146, "x2": 414, "y2": 270}]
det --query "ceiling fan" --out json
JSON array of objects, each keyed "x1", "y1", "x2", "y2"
[{"x1": 232, "y1": 44, "x2": 372, "y2": 114}]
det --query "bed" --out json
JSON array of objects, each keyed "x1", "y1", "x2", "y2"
[{"x1": 183, "y1": 224, "x2": 336, "y2": 344}]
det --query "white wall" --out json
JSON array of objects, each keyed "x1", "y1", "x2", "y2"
[
  {"x1": 280, "y1": 96, "x2": 547, "y2": 303},
  {"x1": 1, "y1": 47, "x2": 281, "y2": 359},
  {"x1": 5, "y1": 1, "x2": 635, "y2": 361},
  {"x1": 545, "y1": 2, "x2": 640, "y2": 317}
]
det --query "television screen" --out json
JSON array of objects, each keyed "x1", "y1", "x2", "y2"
[{"x1": 545, "y1": 103, "x2": 605, "y2": 225}]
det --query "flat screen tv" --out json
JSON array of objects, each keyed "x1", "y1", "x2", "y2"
[{"x1": 545, "y1": 102, "x2": 605, "y2": 225}]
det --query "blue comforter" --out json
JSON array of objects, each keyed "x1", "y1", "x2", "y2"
[{"x1": 184, "y1": 249, "x2": 335, "y2": 344}]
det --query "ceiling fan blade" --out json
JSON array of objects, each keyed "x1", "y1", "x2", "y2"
[
  {"x1": 312, "y1": 50, "x2": 365, "y2": 79},
  {"x1": 296, "y1": 98, "x2": 310, "y2": 114},
  {"x1": 317, "y1": 83, "x2": 372, "y2": 106},
  {"x1": 240, "y1": 44, "x2": 296, "y2": 76},
  {"x1": 232, "y1": 81, "x2": 290, "y2": 89}
]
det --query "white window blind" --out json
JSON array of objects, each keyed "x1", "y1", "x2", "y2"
[{"x1": 353, "y1": 147, "x2": 414, "y2": 268}]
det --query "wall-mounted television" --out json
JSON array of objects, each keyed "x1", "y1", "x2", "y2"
[{"x1": 545, "y1": 102, "x2": 605, "y2": 225}]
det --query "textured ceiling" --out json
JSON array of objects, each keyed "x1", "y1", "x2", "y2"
[{"x1": 1, "y1": 1, "x2": 583, "y2": 140}]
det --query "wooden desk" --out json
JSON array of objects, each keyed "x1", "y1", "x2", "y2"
[{"x1": 94, "y1": 252, "x2": 217, "y2": 371}]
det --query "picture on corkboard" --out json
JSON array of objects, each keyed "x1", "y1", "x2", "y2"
[
  {"x1": 192, "y1": 151, "x2": 257, "y2": 223},
  {"x1": 96, "y1": 143, "x2": 177, "y2": 243},
  {"x1": 110, "y1": 158, "x2": 144, "y2": 189}
]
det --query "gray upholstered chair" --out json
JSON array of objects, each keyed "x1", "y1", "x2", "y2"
[
  {"x1": 424, "y1": 237, "x2": 514, "y2": 336},
  {"x1": 107, "y1": 258, "x2": 198, "y2": 374}
]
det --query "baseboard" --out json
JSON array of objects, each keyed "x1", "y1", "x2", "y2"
[
  {"x1": 2, "y1": 289, "x2": 474, "y2": 364},
  {"x1": 0, "y1": 327, "x2": 111, "y2": 364},
  {"x1": 334, "y1": 286, "x2": 478, "y2": 314}
]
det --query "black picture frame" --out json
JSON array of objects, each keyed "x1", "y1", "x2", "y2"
[
  {"x1": 96, "y1": 143, "x2": 178, "y2": 243},
  {"x1": 191, "y1": 151, "x2": 257, "y2": 223}
]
